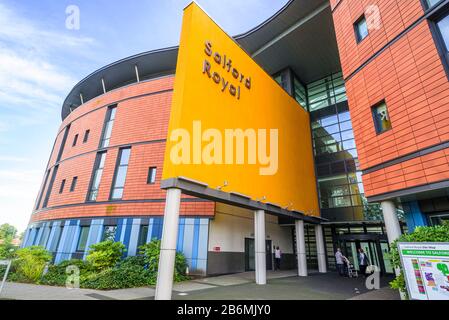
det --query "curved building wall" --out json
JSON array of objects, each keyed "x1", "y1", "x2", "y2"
[{"x1": 25, "y1": 76, "x2": 215, "y2": 274}]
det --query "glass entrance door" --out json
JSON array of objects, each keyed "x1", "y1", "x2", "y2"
[
  {"x1": 245, "y1": 238, "x2": 273, "y2": 271},
  {"x1": 339, "y1": 239, "x2": 391, "y2": 274},
  {"x1": 360, "y1": 241, "x2": 380, "y2": 271}
]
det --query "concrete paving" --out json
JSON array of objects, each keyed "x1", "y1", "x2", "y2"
[{"x1": 0, "y1": 271, "x2": 400, "y2": 300}]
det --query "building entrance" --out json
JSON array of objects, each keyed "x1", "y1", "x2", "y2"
[
  {"x1": 244, "y1": 238, "x2": 273, "y2": 271},
  {"x1": 337, "y1": 236, "x2": 394, "y2": 275}
]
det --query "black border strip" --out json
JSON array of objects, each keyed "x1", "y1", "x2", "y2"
[
  {"x1": 366, "y1": 178, "x2": 449, "y2": 202},
  {"x1": 363, "y1": 140, "x2": 449, "y2": 174}
]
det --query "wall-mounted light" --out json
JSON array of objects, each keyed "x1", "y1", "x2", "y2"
[{"x1": 217, "y1": 180, "x2": 228, "y2": 190}]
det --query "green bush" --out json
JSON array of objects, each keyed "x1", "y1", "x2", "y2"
[
  {"x1": 0, "y1": 242, "x2": 18, "y2": 260},
  {"x1": 389, "y1": 222, "x2": 449, "y2": 298},
  {"x1": 139, "y1": 239, "x2": 189, "y2": 283},
  {"x1": 82, "y1": 264, "x2": 151, "y2": 290},
  {"x1": 14, "y1": 246, "x2": 52, "y2": 282},
  {"x1": 86, "y1": 240, "x2": 126, "y2": 271},
  {"x1": 40, "y1": 259, "x2": 92, "y2": 286}
]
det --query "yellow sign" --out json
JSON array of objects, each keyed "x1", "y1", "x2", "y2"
[{"x1": 162, "y1": 2, "x2": 319, "y2": 216}]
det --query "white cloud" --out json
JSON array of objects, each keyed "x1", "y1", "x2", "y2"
[
  {"x1": 0, "y1": 3, "x2": 95, "y2": 54},
  {"x1": 0, "y1": 3, "x2": 97, "y2": 115}
]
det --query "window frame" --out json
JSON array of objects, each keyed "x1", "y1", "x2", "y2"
[
  {"x1": 76, "y1": 226, "x2": 90, "y2": 252},
  {"x1": 59, "y1": 179, "x2": 66, "y2": 194},
  {"x1": 72, "y1": 134, "x2": 78, "y2": 147},
  {"x1": 371, "y1": 100, "x2": 392, "y2": 135},
  {"x1": 110, "y1": 147, "x2": 131, "y2": 200},
  {"x1": 428, "y1": 5, "x2": 449, "y2": 79},
  {"x1": 70, "y1": 176, "x2": 78, "y2": 192},
  {"x1": 147, "y1": 167, "x2": 157, "y2": 185},
  {"x1": 354, "y1": 15, "x2": 369, "y2": 44},
  {"x1": 102, "y1": 225, "x2": 117, "y2": 242},
  {"x1": 99, "y1": 105, "x2": 117, "y2": 149},
  {"x1": 422, "y1": 0, "x2": 444, "y2": 11},
  {"x1": 83, "y1": 129, "x2": 90, "y2": 143},
  {"x1": 86, "y1": 151, "x2": 107, "y2": 202}
]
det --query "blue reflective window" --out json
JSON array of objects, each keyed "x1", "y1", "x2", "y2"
[{"x1": 355, "y1": 16, "x2": 369, "y2": 43}]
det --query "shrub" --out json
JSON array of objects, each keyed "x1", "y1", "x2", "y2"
[
  {"x1": 82, "y1": 264, "x2": 151, "y2": 290},
  {"x1": 40, "y1": 259, "x2": 92, "y2": 286},
  {"x1": 139, "y1": 239, "x2": 189, "y2": 283},
  {"x1": 0, "y1": 241, "x2": 18, "y2": 260},
  {"x1": 389, "y1": 222, "x2": 449, "y2": 298},
  {"x1": 86, "y1": 240, "x2": 126, "y2": 271},
  {"x1": 14, "y1": 246, "x2": 52, "y2": 282}
]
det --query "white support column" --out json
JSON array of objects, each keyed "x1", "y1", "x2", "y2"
[
  {"x1": 381, "y1": 200, "x2": 402, "y2": 245},
  {"x1": 295, "y1": 220, "x2": 307, "y2": 277},
  {"x1": 155, "y1": 188, "x2": 182, "y2": 300},
  {"x1": 254, "y1": 210, "x2": 266, "y2": 285},
  {"x1": 381, "y1": 200, "x2": 406, "y2": 300},
  {"x1": 314, "y1": 224, "x2": 327, "y2": 273}
]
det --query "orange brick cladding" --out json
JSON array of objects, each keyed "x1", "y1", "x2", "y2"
[
  {"x1": 31, "y1": 76, "x2": 215, "y2": 223},
  {"x1": 332, "y1": 0, "x2": 449, "y2": 198}
]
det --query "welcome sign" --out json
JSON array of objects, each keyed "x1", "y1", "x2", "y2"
[{"x1": 162, "y1": 2, "x2": 319, "y2": 216}]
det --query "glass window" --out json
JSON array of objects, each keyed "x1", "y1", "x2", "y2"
[
  {"x1": 342, "y1": 140, "x2": 356, "y2": 150},
  {"x1": 100, "y1": 106, "x2": 117, "y2": 148},
  {"x1": 72, "y1": 134, "x2": 78, "y2": 147},
  {"x1": 293, "y1": 77, "x2": 308, "y2": 110},
  {"x1": 49, "y1": 226, "x2": 64, "y2": 252},
  {"x1": 338, "y1": 111, "x2": 351, "y2": 122},
  {"x1": 321, "y1": 114, "x2": 339, "y2": 127},
  {"x1": 147, "y1": 167, "x2": 157, "y2": 184},
  {"x1": 77, "y1": 226, "x2": 90, "y2": 252},
  {"x1": 39, "y1": 227, "x2": 52, "y2": 247},
  {"x1": 372, "y1": 101, "x2": 392, "y2": 134},
  {"x1": 339, "y1": 120, "x2": 353, "y2": 131},
  {"x1": 354, "y1": 16, "x2": 369, "y2": 43},
  {"x1": 32, "y1": 228, "x2": 41, "y2": 245},
  {"x1": 102, "y1": 226, "x2": 117, "y2": 241},
  {"x1": 59, "y1": 179, "x2": 66, "y2": 194},
  {"x1": 426, "y1": 0, "x2": 442, "y2": 9},
  {"x1": 83, "y1": 130, "x2": 90, "y2": 143},
  {"x1": 341, "y1": 130, "x2": 354, "y2": 141},
  {"x1": 137, "y1": 225, "x2": 149, "y2": 248},
  {"x1": 70, "y1": 176, "x2": 78, "y2": 192},
  {"x1": 429, "y1": 214, "x2": 449, "y2": 226},
  {"x1": 110, "y1": 148, "x2": 131, "y2": 200},
  {"x1": 87, "y1": 152, "x2": 107, "y2": 201}
]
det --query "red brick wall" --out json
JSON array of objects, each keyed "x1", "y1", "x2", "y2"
[
  {"x1": 332, "y1": 0, "x2": 449, "y2": 197},
  {"x1": 32, "y1": 76, "x2": 215, "y2": 223}
]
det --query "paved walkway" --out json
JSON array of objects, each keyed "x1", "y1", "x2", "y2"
[{"x1": 0, "y1": 270, "x2": 400, "y2": 300}]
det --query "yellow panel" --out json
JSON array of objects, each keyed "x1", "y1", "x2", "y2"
[{"x1": 162, "y1": 3, "x2": 319, "y2": 217}]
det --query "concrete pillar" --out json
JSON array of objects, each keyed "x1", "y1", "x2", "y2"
[
  {"x1": 381, "y1": 200, "x2": 407, "y2": 300},
  {"x1": 314, "y1": 224, "x2": 327, "y2": 273},
  {"x1": 254, "y1": 210, "x2": 266, "y2": 285},
  {"x1": 155, "y1": 188, "x2": 182, "y2": 300},
  {"x1": 381, "y1": 200, "x2": 402, "y2": 245},
  {"x1": 295, "y1": 220, "x2": 307, "y2": 277}
]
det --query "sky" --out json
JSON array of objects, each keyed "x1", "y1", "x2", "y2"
[{"x1": 0, "y1": 0, "x2": 288, "y2": 232}]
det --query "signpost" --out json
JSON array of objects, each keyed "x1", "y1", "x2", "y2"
[
  {"x1": 0, "y1": 260, "x2": 12, "y2": 296},
  {"x1": 398, "y1": 242, "x2": 449, "y2": 300}
]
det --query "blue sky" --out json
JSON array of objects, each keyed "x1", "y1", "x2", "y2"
[{"x1": 0, "y1": 0, "x2": 287, "y2": 232}]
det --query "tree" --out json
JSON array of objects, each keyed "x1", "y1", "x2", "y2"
[{"x1": 0, "y1": 223, "x2": 17, "y2": 242}]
